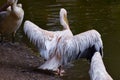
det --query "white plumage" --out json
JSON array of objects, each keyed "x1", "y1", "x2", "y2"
[
  {"x1": 0, "y1": 0, "x2": 24, "y2": 43},
  {"x1": 89, "y1": 52, "x2": 113, "y2": 80},
  {"x1": 24, "y1": 8, "x2": 103, "y2": 75}
]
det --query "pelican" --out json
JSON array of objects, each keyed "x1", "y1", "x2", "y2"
[
  {"x1": 0, "y1": 0, "x2": 24, "y2": 43},
  {"x1": 89, "y1": 52, "x2": 113, "y2": 80},
  {"x1": 24, "y1": 8, "x2": 103, "y2": 76}
]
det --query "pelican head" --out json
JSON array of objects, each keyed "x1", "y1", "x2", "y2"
[
  {"x1": 60, "y1": 8, "x2": 69, "y2": 29},
  {"x1": 7, "y1": 0, "x2": 15, "y2": 5},
  {"x1": 7, "y1": 0, "x2": 18, "y2": 5},
  {"x1": 17, "y1": 4, "x2": 22, "y2": 8}
]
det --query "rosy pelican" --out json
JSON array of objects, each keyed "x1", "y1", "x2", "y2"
[
  {"x1": 89, "y1": 52, "x2": 113, "y2": 80},
  {"x1": 24, "y1": 8, "x2": 103, "y2": 76},
  {"x1": 0, "y1": 0, "x2": 24, "y2": 43}
]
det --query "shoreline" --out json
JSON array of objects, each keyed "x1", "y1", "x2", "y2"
[{"x1": 0, "y1": 42, "x2": 62, "y2": 80}]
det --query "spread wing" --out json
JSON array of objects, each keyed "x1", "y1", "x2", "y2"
[
  {"x1": 24, "y1": 20, "x2": 58, "y2": 59},
  {"x1": 61, "y1": 30, "x2": 103, "y2": 65}
]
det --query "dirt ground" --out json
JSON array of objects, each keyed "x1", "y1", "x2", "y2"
[{"x1": 0, "y1": 42, "x2": 62, "y2": 80}]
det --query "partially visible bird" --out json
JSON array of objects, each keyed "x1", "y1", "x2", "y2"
[
  {"x1": 89, "y1": 52, "x2": 113, "y2": 80},
  {"x1": 24, "y1": 8, "x2": 103, "y2": 76},
  {"x1": 0, "y1": 0, "x2": 24, "y2": 43}
]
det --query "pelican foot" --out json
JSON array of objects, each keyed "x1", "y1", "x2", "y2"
[
  {"x1": 0, "y1": 35, "x2": 4, "y2": 44},
  {"x1": 54, "y1": 69, "x2": 65, "y2": 76},
  {"x1": 0, "y1": 40, "x2": 4, "y2": 45},
  {"x1": 0, "y1": 41, "x2": 3, "y2": 45}
]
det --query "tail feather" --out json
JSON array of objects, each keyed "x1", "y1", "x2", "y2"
[{"x1": 38, "y1": 56, "x2": 60, "y2": 71}]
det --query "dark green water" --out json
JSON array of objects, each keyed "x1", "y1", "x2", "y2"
[{"x1": 1, "y1": 0, "x2": 120, "y2": 79}]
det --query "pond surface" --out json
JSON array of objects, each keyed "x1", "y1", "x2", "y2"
[{"x1": 1, "y1": 0, "x2": 120, "y2": 80}]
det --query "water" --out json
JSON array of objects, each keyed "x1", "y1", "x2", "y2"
[{"x1": 1, "y1": 0, "x2": 120, "y2": 79}]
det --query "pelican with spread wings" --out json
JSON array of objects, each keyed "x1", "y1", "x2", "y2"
[
  {"x1": 24, "y1": 8, "x2": 103, "y2": 76},
  {"x1": 0, "y1": 0, "x2": 24, "y2": 43}
]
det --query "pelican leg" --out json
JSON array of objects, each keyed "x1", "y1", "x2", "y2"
[
  {"x1": 0, "y1": 34, "x2": 4, "y2": 44},
  {"x1": 12, "y1": 32, "x2": 15, "y2": 43},
  {"x1": 55, "y1": 66, "x2": 65, "y2": 76}
]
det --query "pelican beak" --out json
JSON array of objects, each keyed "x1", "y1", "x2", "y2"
[
  {"x1": 7, "y1": 1, "x2": 13, "y2": 5},
  {"x1": 64, "y1": 14, "x2": 69, "y2": 25},
  {"x1": 7, "y1": 0, "x2": 15, "y2": 5}
]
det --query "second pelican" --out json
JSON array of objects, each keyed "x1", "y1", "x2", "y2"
[
  {"x1": 0, "y1": 0, "x2": 24, "y2": 43},
  {"x1": 89, "y1": 52, "x2": 113, "y2": 80}
]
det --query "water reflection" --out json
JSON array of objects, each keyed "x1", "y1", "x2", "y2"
[{"x1": 1, "y1": 0, "x2": 120, "y2": 79}]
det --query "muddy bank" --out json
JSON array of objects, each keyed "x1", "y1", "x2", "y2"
[{"x1": 0, "y1": 42, "x2": 62, "y2": 80}]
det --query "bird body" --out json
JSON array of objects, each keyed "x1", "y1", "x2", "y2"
[
  {"x1": 89, "y1": 52, "x2": 113, "y2": 80},
  {"x1": 0, "y1": 0, "x2": 24, "y2": 42}
]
